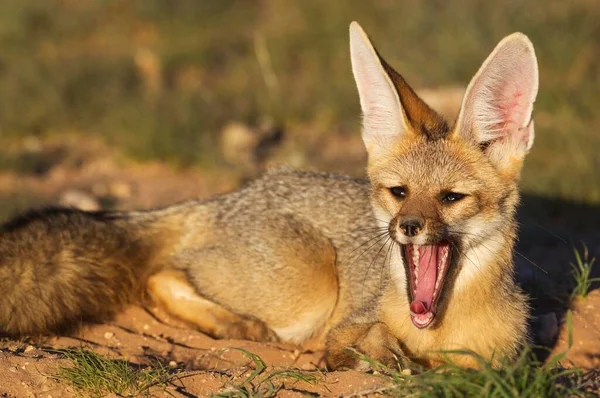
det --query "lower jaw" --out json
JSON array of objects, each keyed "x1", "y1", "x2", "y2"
[{"x1": 410, "y1": 312, "x2": 434, "y2": 329}]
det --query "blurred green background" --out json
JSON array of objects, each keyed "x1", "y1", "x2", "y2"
[{"x1": 0, "y1": 0, "x2": 598, "y2": 202}]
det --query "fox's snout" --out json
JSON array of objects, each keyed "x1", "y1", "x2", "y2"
[
  {"x1": 387, "y1": 195, "x2": 440, "y2": 244},
  {"x1": 391, "y1": 214, "x2": 437, "y2": 245},
  {"x1": 398, "y1": 216, "x2": 424, "y2": 238},
  {"x1": 390, "y1": 207, "x2": 447, "y2": 245}
]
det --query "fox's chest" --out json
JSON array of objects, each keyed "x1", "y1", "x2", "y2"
[{"x1": 379, "y1": 286, "x2": 524, "y2": 368}]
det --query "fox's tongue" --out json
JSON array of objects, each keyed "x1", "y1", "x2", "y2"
[{"x1": 409, "y1": 245, "x2": 438, "y2": 315}]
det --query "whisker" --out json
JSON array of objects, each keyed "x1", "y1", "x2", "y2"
[
  {"x1": 360, "y1": 236, "x2": 392, "y2": 304},
  {"x1": 348, "y1": 231, "x2": 390, "y2": 256},
  {"x1": 362, "y1": 236, "x2": 391, "y2": 283},
  {"x1": 334, "y1": 225, "x2": 389, "y2": 237},
  {"x1": 348, "y1": 233, "x2": 391, "y2": 268},
  {"x1": 532, "y1": 222, "x2": 569, "y2": 245},
  {"x1": 350, "y1": 231, "x2": 388, "y2": 254},
  {"x1": 514, "y1": 251, "x2": 549, "y2": 274},
  {"x1": 379, "y1": 238, "x2": 395, "y2": 290},
  {"x1": 367, "y1": 236, "x2": 391, "y2": 281},
  {"x1": 449, "y1": 240, "x2": 491, "y2": 284},
  {"x1": 372, "y1": 217, "x2": 392, "y2": 225},
  {"x1": 350, "y1": 226, "x2": 390, "y2": 233},
  {"x1": 447, "y1": 229, "x2": 549, "y2": 274}
]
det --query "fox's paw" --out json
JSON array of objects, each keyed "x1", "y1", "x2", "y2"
[
  {"x1": 325, "y1": 322, "x2": 408, "y2": 372},
  {"x1": 214, "y1": 317, "x2": 279, "y2": 343},
  {"x1": 351, "y1": 338, "x2": 407, "y2": 372}
]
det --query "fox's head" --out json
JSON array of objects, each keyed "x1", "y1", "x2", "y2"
[{"x1": 349, "y1": 22, "x2": 538, "y2": 329}]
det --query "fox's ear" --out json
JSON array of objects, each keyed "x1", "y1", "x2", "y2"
[
  {"x1": 349, "y1": 22, "x2": 447, "y2": 158},
  {"x1": 349, "y1": 22, "x2": 406, "y2": 156},
  {"x1": 454, "y1": 33, "x2": 539, "y2": 172}
]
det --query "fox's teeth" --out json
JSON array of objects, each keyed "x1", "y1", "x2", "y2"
[
  {"x1": 412, "y1": 247, "x2": 420, "y2": 266},
  {"x1": 413, "y1": 247, "x2": 420, "y2": 286},
  {"x1": 433, "y1": 250, "x2": 450, "y2": 298}
]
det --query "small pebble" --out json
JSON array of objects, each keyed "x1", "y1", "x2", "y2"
[
  {"x1": 8, "y1": 366, "x2": 17, "y2": 373},
  {"x1": 300, "y1": 363, "x2": 317, "y2": 371},
  {"x1": 402, "y1": 369, "x2": 412, "y2": 375},
  {"x1": 291, "y1": 349, "x2": 301, "y2": 360},
  {"x1": 104, "y1": 332, "x2": 115, "y2": 339}
]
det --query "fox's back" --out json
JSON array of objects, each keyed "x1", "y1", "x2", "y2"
[
  {"x1": 211, "y1": 168, "x2": 374, "y2": 241},
  {"x1": 169, "y1": 168, "x2": 391, "y2": 322}
]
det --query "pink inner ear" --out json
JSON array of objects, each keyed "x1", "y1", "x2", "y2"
[
  {"x1": 499, "y1": 88, "x2": 523, "y2": 126},
  {"x1": 459, "y1": 34, "x2": 538, "y2": 153},
  {"x1": 491, "y1": 78, "x2": 532, "y2": 144}
]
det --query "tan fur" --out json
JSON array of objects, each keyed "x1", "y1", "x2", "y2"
[
  {"x1": 353, "y1": 135, "x2": 528, "y2": 368},
  {"x1": 326, "y1": 321, "x2": 408, "y2": 371},
  {"x1": 378, "y1": 229, "x2": 526, "y2": 368},
  {"x1": 0, "y1": 23, "x2": 537, "y2": 372},
  {"x1": 147, "y1": 270, "x2": 278, "y2": 341}
]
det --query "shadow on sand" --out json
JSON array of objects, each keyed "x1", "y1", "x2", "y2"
[{"x1": 516, "y1": 193, "x2": 600, "y2": 359}]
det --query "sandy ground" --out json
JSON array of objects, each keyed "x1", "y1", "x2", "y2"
[
  {"x1": 0, "y1": 138, "x2": 598, "y2": 396},
  {"x1": 1, "y1": 294, "x2": 599, "y2": 397},
  {"x1": 0, "y1": 306, "x2": 389, "y2": 397}
]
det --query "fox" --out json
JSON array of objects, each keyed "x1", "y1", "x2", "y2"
[{"x1": 0, "y1": 22, "x2": 538, "y2": 370}]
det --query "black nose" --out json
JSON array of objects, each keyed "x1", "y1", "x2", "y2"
[{"x1": 399, "y1": 217, "x2": 424, "y2": 237}]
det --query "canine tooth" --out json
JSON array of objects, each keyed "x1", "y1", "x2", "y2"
[
  {"x1": 413, "y1": 248, "x2": 420, "y2": 268},
  {"x1": 412, "y1": 247, "x2": 419, "y2": 285}
]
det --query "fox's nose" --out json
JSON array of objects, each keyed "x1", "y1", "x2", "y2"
[{"x1": 399, "y1": 217, "x2": 424, "y2": 237}]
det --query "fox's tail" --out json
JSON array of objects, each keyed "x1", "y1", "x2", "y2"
[{"x1": 0, "y1": 207, "x2": 170, "y2": 336}]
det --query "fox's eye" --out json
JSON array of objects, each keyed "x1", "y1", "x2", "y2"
[
  {"x1": 390, "y1": 186, "x2": 407, "y2": 199},
  {"x1": 441, "y1": 192, "x2": 466, "y2": 203}
]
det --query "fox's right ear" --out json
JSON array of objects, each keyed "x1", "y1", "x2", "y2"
[
  {"x1": 349, "y1": 22, "x2": 409, "y2": 157},
  {"x1": 453, "y1": 33, "x2": 539, "y2": 175}
]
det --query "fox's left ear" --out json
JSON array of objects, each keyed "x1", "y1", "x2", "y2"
[
  {"x1": 453, "y1": 33, "x2": 539, "y2": 174},
  {"x1": 349, "y1": 22, "x2": 447, "y2": 159}
]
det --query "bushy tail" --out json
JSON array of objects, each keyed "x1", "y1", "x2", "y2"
[{"x1": 0, "y1": 207, "x2": 162, "y2": 336}]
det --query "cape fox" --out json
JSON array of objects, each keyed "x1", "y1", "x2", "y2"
[{"x1": 0, "y1": 22, "x2": 538, "y2": 370}]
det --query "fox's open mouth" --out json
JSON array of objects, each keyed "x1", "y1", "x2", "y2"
[{"x1": 402, "y1": 242, "x2": 451, "y2": 329}]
